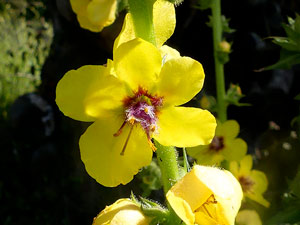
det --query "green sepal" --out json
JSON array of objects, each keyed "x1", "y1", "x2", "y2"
[
  {"x1": 224, "y1": 84, "x2": 251, "y2": 108},
  {"x1": 206, "y1": 15, "x2": 235, "y2": 34}
]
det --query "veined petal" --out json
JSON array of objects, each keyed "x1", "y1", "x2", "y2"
[
  {"x1": 153, "y1": 0, "x2": 176, "y2": 47},
  {"x1": 222, "y1": 138, "x2": 247, "y2": 162},
  {"x1": 154, "y1": 107, "x2": 216, "y2": 147},
  {"x1": 216, "y1": 120, "x2": 240, "y2": 139},
  {"x1": 80, "y1": 117, "x2": 153, "y2": 187},
  {"x1": 156, "y1": 57, "x2": 205, "y2": 107},
  {"x1": 114, "y1": 38, "x2": 162, "y2": 91},
  {"x1": 113, "y1": 0, "x2": 175, "y2": 52},
  {"x1": 70, "y1": 0, "x2": 89, "y2": 14},
  {"x1": 56, "y1": 65, "x2": 126, "y2": 122}
]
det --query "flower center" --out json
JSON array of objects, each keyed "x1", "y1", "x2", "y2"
[
  {"x1": 238, "y1": 176, "x2": 255, "y2": 193},
  {"x1": 209, "y1": 136, "x2": 225, "y2": 152},
  {"x1": 114, "y1": 87, "x2": 163, "y2": 155}
]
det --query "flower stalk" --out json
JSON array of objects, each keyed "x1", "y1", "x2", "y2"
[
  {"x1": 127, "y1": 1, "x2": 182, "y2": 223},
  {"x1": 128, "y1": 0, "x2": 157, "y2": 46},
  {"x1": 211, "y1": 0, "x2": 227, "y2": 122}
]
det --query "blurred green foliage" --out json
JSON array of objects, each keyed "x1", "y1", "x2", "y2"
[
  {"x1": 0, "y1": 0, "x2": 53, "y2": 120},
  {"x1": 265, "y1": 14, "x2": 300, "y2": 70}
]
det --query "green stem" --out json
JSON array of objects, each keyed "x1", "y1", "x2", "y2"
[
  {"x1": 154, "y1": 140, "x2": 181, "y2": 224},
  {"x1": 211, "y1": 0, "x2": 227, "y2": 122},
  {"x1": 155, "y1": 141, "x2": 179, "y2": 193},
  {"x1": 127, "y1": 0, "x2": 156, "y2": 46}
]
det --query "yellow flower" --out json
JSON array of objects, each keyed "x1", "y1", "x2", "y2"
[
  {"x1": 229, "y1": 155, "x2": 270, "y2": 207},
  {"x1": 93, "y1": 198, "x2": 150, "y2": 225},
  {"x1": 70, "y1": 0, "x2": 117, "y2": 32},
  {"x1": 56, "y1": 37, "x2": 216, "y2": 187},
  {"x1": 166, "y1": 165, "x2": 243, "y2": 225},
  {"x1": 236, "y1": 210, "x2": 262, "y2": 225},
  {"x1": 188, "y1": 120, "x2": 247, "y2": 165}
]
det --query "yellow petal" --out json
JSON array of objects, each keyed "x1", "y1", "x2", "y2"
[
  {"x1": 156, "y1": 57, "x2": 205, "y2": 107},
  {"x1": 70, "y1": 0, "x2": 89, "y2": 14},
  {"x1": 246, "y1": 192, "x2": 270, "y2": 208},
  {"x1": 195, "y1": 211, "x2": 219, "y2": 225},
  {"x1": 166, "y1": 191, "x2": 195, "y2": 225},
  {"x1": 247, "y1": 170, "x2": 270, "y2": 207},
  {"x1": 76, "y1": 12, "x2": 104, "y2": 32},
  {"x1": 167, "y1": 167, "x2": 214, "y2": 225},
  {"x1": 222, "y1": 138, "x2": 247, "y2": 162},
  {"x1": 153, "y1": 0, "x2": 176, "y2": 47},
  {"x1": 79, "y1": 117, "x2": 153, "y2": 187},
  {"x1": 86, "y1": 0, "x2": 117, "y2": 27},
  {"x1": 113, "y1": 0, "x2": 175, "y2": 51},
  {"x1": 229, "y1": 161, "x2": 239, "y2": 177},
  {"x1": 187, "y1": 146, "x2": 224, "y2": 166},
  {"x1": 114, "y1": 38, "x2": 162, "y2": 91},
  {"x1": 236, "y1": 210, "x2": 262, "y2": 225},
  {"x1": 240, "y1": 155, "x2": 253, "y2": 176},
  {"x1": 154, "y1": 107, "x2": 216, "y2": 147},
  {"x1": 93, "y1": 199, "x2": 150, "y2": 225},
  {"x1": 216, "y1": 120, "x2": 240, "y2": 139},
  {"x1": 160, "y1": 45, "x2": 181, "y2": 62},
  {"x1": 56, "y1": 65, "x2": 126, "y2": 122}
]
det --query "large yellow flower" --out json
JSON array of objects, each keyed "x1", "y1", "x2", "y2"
[
  {"x1": 188, "y1": 120, "x2": 247, "y2": 165},
  {"x1": 93, "y1": 198, "x2": 150, "y2": 225},
  {"x1": 166, "y1": 165, "x2": 243, "y2": 225},
  {"x1": 56, "y1": 37, "x2": 216, "y2": 187},
  {"x1": 70, "y1": 0, "x2": 117, "y2": 32},
  {"x1": 229, "y1": 155, "x2": 270, "y2": 207}
]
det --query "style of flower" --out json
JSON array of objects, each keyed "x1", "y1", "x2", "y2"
[
  {"x1": 229, "y1": 155, "x2": 270, "y2": 207},
  {"x1": 188, "y1": 120, "x2": 247, "y2": 165},
  {"x1": 56, "y1": 37, "x2": 216, "y2": 187},
  {"x1": 70, "y1": 0, "x2": 117, "y2": 32},
  {"x1": 236, "y1": 210, "x2": 262, "y2": 225},
  {"x1": 166, "y1": 165, "x2": 243, "y2": 225},
  {"x1": 93, "y1": 198, "x2": 150, "y2": 225}
]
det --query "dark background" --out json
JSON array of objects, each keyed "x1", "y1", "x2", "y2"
[{"x1": 0, "y1": 0, "x2": 299, "y2": 224}]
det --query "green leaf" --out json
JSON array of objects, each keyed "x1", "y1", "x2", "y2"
[
  {"x1": 264, "y1": 51, "x2": 300, "y2": 70},
  {"x1": 265, "y1": 203, "x2": 300, "y2": 225}
]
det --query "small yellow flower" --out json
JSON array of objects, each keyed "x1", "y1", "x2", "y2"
[
  {"x1": 70, "y1": 0, "x2": 117, "y2": 32},
  {"x1": 188, "y1": 120, "x2": 247, "y2": 165},
  {"x1": 166, "y1": 165, "x2": 243, "y2": 225},
  {"x1": 229, "y1": 155, "x2": 270, "y2": 207},
  {"x1": 93, "y1": 198, "x2": 150, "y2": 225},
  {"x1": 236, "y1": 210, "x2": 262, "y2": 225},
  {"x1": 56, "y1": 37, "x2": 216, "y2": 187}
]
